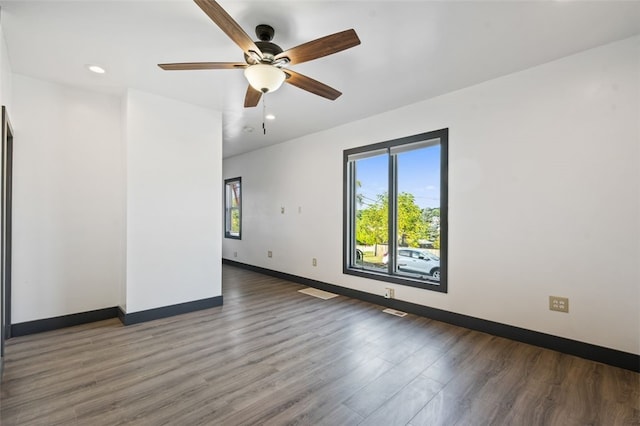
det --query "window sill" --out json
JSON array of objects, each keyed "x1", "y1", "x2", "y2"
[{"x1": 343, "y1": 266, "x2": 447, "y2": 293}]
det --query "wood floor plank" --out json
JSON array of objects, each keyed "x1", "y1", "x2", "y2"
[
  {"x1": 360, "y1": 375, "x2": 443, "y2": 425},
  {"x1": 343, "y1": 344, "x2": 443, "y2": 417},
  {"x1": 259, "y1": 355, "x2": 394, "y2": 425},
  {"x1": 0, "y1": 264, "x2": 638, "y2": 426},
  {"x1": 315, "y1": 403, "x2": 363, "y2": 426}
]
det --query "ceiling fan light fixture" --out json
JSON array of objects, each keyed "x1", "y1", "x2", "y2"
[
  {"x1": 159, "y1": 1, "x2": 361, "y2": 107},
  {"x1": 244, "y1": 64, "x2": 286, "y2": 93}
]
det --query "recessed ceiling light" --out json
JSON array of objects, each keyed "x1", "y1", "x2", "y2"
[
  {"x1": 86, "y1": 64, "x2": 106, "y2": 74},
  {"x1": 265, "y1": 114, "x2": 276, "y2": 120}
]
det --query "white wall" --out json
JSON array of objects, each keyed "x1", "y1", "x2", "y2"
[
  {"x1": 124, "y1": 89, "x2": 222, "y2": 313},
  {"x1": 223, "y1": 36, "x2": 640, "y2": 355},
  {"x1": 11, "y1": 75, "x2": 124, "y2": 323},
  {"x1": 7, "y1": 82, "x2": 222, "y2": 322}
]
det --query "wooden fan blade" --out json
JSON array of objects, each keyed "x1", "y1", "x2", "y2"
[
  {"x1": 275, "y1": 29, "x2": 360, "y2": 66},
  {"x1": 283, "y1": 70, "x2": 342, "y2": 100},
  {"x1": 158, "y1": 62, "x2": 247, "y2": 70},
  {"x1": 194, "y1": 0, "x2": 262, "y2": 58},
  {"x1": 244, "y1": 85, "x2": 262, "y2": 108}
]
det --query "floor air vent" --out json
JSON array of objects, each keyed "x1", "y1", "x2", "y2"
[
  {"x1": 298, "y1": 287, "x2": 339, "y2": 300},
  {"x1": 383, "y1": 308, "x2": 407, "y2": 317}
]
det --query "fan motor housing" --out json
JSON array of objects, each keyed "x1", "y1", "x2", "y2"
[
  {"x1": 256, "y1": 41, "x2": 283, "y2": 57},
  {"x1": 243, "y1": 25, "x2": 283, "y2": 63}
]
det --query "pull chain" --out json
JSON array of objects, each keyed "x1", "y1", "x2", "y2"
[{"x1": 262, "y1": 95, "x2": 267, "y2": 135}]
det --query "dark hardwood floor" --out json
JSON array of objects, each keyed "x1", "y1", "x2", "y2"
[{"x1": 1, "y1": 265, "x2": 638, "y2": 425}]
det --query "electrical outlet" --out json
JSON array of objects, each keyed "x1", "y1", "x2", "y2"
[
  {"x1": 384, "y1": 288, "x2": 395, "y2": 299},
  {"x1": 312, "y1": 258, "x2": 317, "y2": 267},
  {"x1": 233, "y1": 251, "x2": 237, "y2": 258},
  {"x1": 281, "y1": 207, "x2": 285, "y2": 214},
  {"x1": 268, "y1": 250, "x2": 272, "y2": 258},
  {"x1": 549, "y1": 296, "x2": 569, "y2": 313}
]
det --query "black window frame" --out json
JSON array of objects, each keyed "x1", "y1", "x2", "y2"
[
  {"x1": 224, "y1": 177, "x2": 242, "y2": 240},
  {"x1": 343, "y1": 128, "x2": 448, "y2": 293}
]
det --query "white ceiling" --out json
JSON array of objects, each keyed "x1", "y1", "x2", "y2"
[{"x1": 1, "y1": 0, "x2": 639, "y2": 158}]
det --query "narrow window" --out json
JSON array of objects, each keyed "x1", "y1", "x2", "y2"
[
  {"x1": 344, "y1": 129, "x2": 448, "y2": 292},
  {"x1": 224, "y1": 177, "x2": 241, "y2": 239}
]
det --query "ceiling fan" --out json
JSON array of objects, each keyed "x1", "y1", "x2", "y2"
[{"x1": 158, "y1": 0, "x2": 361, "y2": 108}]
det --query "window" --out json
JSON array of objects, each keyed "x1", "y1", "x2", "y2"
[
  {"x1": 344, "y1": 129, "x2": 448, "y2": 292},
  {"x1": 224, "y1": 177, "x2": 241, "y2": 239}
]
